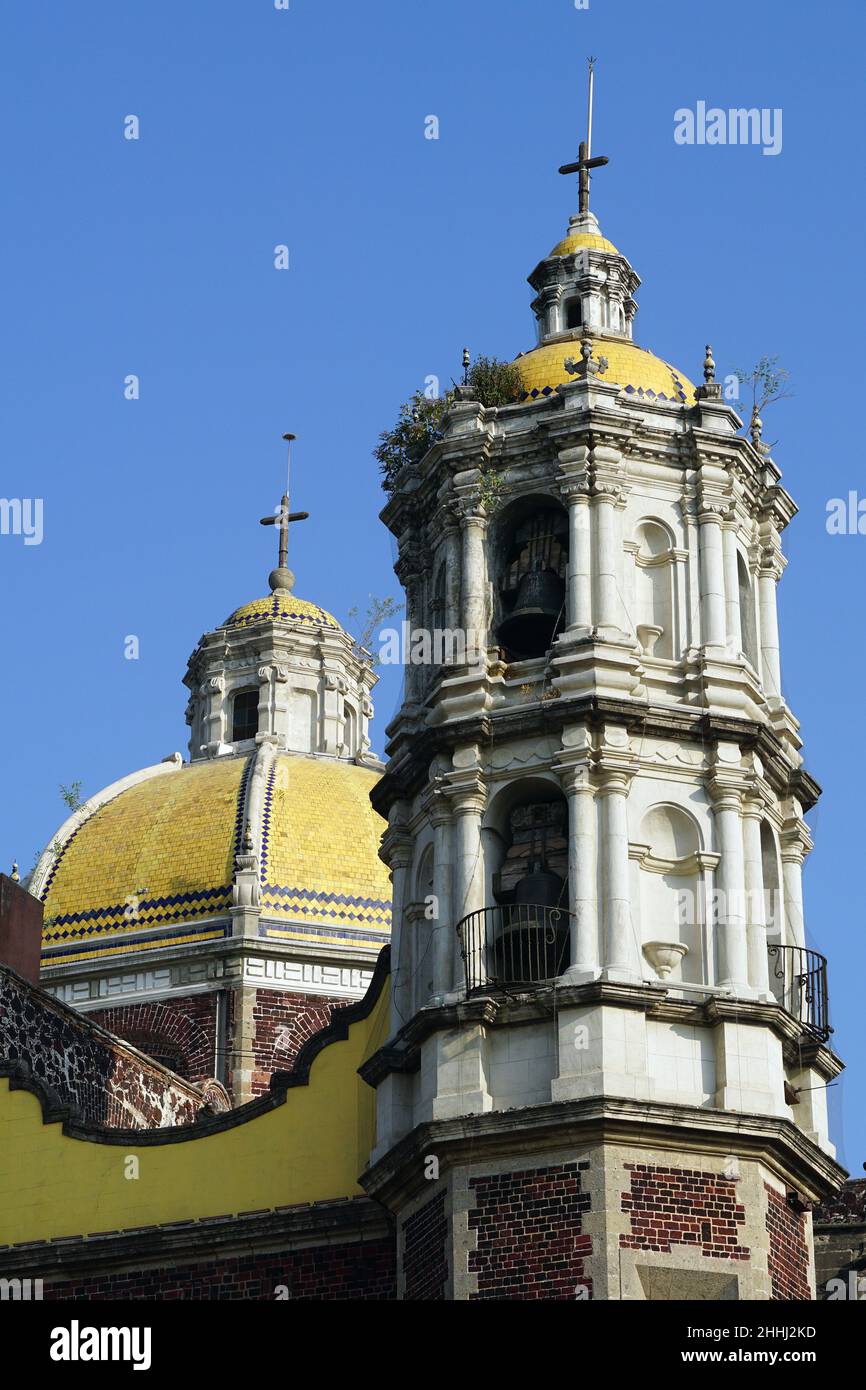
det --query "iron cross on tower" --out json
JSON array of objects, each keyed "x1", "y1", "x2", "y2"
[
  {"x1": 558, "y1": 57, "x2": 609, "y2": 214},
  {"x1": 260, "y1": 432, "x2": 309, "y2": 570}
]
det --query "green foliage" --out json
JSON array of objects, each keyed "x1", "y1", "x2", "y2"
[
  {"x1": 463, "y1": 355, "x2": 523, "y2": 409},
  {"x1": 731, "y1": 356, "x2": 792, "y2": 416},
  {"x1": 59, "y1": 781, "x2": 84, "y2": 812},
  {"x1": 376, "y1": 356, "x2": 523, "y2": 494},
  {"x1": 375, "y1": 391, "x2": 451, "y2": 494},
  {"x1": 477, "y1": 468, "x2": 506, "y2": 516},
  {"x1": 347, "y1": 594, "x2": 403, "y2": 666}
]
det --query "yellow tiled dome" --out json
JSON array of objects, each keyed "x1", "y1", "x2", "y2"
[
  {"x1": 516, "y1": 338, "x2": 696, "y2": 405},
  {"x1": 225, "y1": 594, "x2": 342, "y2": 632},
  {"x1": 548, "y1": 231, "x2": 620, "y2": 258},
  {"x1": 39, "y1": 753, "x2": 390, "y2": 966}
]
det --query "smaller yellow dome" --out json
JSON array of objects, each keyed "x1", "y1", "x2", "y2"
[
  {"x1": 548, "y1": 232, "x2": 620, "y2": 258},
  {"x1": 225, "y1": 594, "x2": 342, "y2": 632},
  {"x1": 516, "y1": 338, "x2": 695, "y2": 405}
]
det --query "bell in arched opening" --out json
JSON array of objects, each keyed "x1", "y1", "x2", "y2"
[
  {"x1": 497, "y1": 507, "x2": 568, "y2": 660},
  {"x1": 498, "y1": 560, "x2": 565, "y2": 659}
]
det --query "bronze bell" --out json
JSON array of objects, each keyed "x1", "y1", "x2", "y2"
[{"x1": 498, "y1": 561, "x2": 564, "y2": 658}]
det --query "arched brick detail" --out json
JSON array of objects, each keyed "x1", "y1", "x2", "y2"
[
  {"x1": 89, "y1": 995, "x2": 216, "y2": 1083},
  {"x1": 251, "y1": 990, "x2": 343, "y2": 1097}
]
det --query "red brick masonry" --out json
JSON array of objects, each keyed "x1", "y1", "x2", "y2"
[
  {"x1": 90, "y1": 993, "x2": 217, "y2": 1084},
  {"x1": 42, "y1": 1239, "x2": 397, "y2": 1301},
  {"x1": 468, "y1": 1162, "x2": 592, "y2": 1299},
  {"x1": 0, "y1": 965, "x2": 203, "y2": 1128},
  {"x1": 765, "y1": 1183, "x2": 811, "y2": 1301},
  {"x1": 249, "y1": 989, "x2": 341, "y2": 1096},
  {"x1": 620, "y1": 1164, "x2": 750, "y2": 1260},
  {"x1": 403, "y1": 1190, "x2": 448, "y2": 1300}
]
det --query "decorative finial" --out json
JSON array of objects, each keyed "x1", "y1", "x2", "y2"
[
  {"x1": 10, "y1": 862, "x2": 19, "y2": 882},
  {"x1": 242, "y1": 820, "x2": 254, "y2": 853},
  {"x1": 695, "y1": 343, "x2": 722, "y2": 401},
  {"x1": 558, "y1": 57, "x2": 609, "y2": 215},
  {"x1": 564, "y1": 336, "x2": 608, "y2": 380},
  {"x1": 260, "y1": 433, "x2": 309, "y2": 593},
  {"x1": 750, "y1": 404, "x2": 771, "y2": 454},
  {"x1": 462, "y1": 347, "x2": 470, "y2": 385}
]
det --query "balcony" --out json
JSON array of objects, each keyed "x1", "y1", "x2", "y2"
[
  {"x1": 456, "y1": 903, "x2": 572, "y2": 996},
  {"x1": 455, "y1": 909, "x2": 832, "y2": 1044},
  {"x1": 767, "y1": 943, "x2": 831, "y2": 1043}
]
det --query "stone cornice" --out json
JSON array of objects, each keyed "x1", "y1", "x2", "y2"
[
  {"x1": 360, "y1": 1093, "x2": 847, "y2": 1212},
  {"x1": 360, "y1": 979, "x2": 841, "y2": 1092},
  {"x1": 0, "y1": 1195, "x2": 391, "y2": 1279},
  {"x1": 372, "y1": 697, "x2": 821, "y2": 818}
]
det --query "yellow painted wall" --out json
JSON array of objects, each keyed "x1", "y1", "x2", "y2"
[{"x1": 0, "y1": 979, "x2": 390, "y2": 1249}]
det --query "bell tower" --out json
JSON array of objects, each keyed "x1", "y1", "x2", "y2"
[{"x1": 360, "y1": 68, "x2": 845, "y2": 1301}]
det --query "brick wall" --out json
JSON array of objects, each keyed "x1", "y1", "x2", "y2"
[
  {"x1": 89, "y1": 993, "x2": 218, "y2": 1084},
  {"x1": 0, "y1": 964, "x2": 204, "y2": 1128},
  {"x1": 814, "y1": 1178, "x2": 866, "y2": 1298},
  {"x1": 620, "y1": 1164, "x2": 749, "y2": 1261},
  {"x1": 42, "y1": 1239, "x2": 396, "y2": 1301},
  {"x1": 765, "y1": 1183, "x2": 812, "y2": 1301},
  {"x1": 250, "y1": 988, "x2": 342, "y2": 1096},
  {"x1": 403, "y1": 1191, "x2": 448, "y2": 1300},
  {"x1": 467, "y1": 1162, "x2": 592, "y2": 1299}
]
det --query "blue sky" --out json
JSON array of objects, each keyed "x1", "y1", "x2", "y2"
[{"x1": 1, "y1": 0, "x2": 863, "y2": 1168}]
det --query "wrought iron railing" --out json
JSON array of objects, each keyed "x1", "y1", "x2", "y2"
[
  {"x1": 767, "y1": 944, "x2": 831, "y2": 1042},
  {"x1": 456, "y1": 903, "x2": 573, "y2": 996}
]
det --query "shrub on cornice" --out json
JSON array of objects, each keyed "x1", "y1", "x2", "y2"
[{"x1": 376, "y1": 356, "x2": 523, "y2": 494}]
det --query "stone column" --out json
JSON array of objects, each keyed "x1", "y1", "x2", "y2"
[
  {"x1": 429, "y1": 797, "x2": 455, "y2": 999},
  {"x1": 597, "y1": 768, "x2": 638, "y2": 979},
  {"x1": 722, "y1": 521, "x2": 742, "y2": 658},
  {"x1": 443, "y1": 520, "x2": 462, "y2": 633},
  {"x1": 742, "y1": 799, "x2": 770, "y2": 996},
  {"x1": 557, "y1": 454, "x2": 593, "y2": 634},
  {"x1": 558, "y1": 763, "x2": 598, "y2": 978},
  {"x1": 780, "y1": 815, "x2": 810, "y2": 951},
  {"x1": 590, "y1": 485, "x2": 621, "y2": 634},
  {"x1": 203, "y1": 675, "x2": 225, "y2": 750},
  {"x1": 397, "y1": 561, "x2": 424, "y2": 705},
  {"x1": 698, "y1": 503, "x2": 727, "y2": 649},
  {"x1": 757, "y1": 546, "x2": 784, "y2": 701},
  {"x1": 450, "y1": 778, "x2": 486, "y2": 993},
  {"x1": 381, "y1": 814, "x2": 413, "y2": 1034},
  {"x1": 710, "y1": 784, "x2": 750, "y2": 994},
  {"x1": 456, "y1": 499, "x2": 488, "y2": 658}
]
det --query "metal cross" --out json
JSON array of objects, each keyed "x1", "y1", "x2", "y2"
[
  {"x1": 259, "y1": 433, "x2": 309, "y2": 569},
  {"x1": 558, "y1": 58, "x2": 609, "y2": 214}
]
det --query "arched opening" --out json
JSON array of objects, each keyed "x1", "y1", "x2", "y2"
[
  {"x1": 231, "y1": 688, "x2": 259, "y2": 743},
  {"x1": 633, "y1": 520, "x2": 675, "y2": 660},
  {"x1": 343, "y1": 700, "x2": 358, "y2": 756},
  {"x1": 495, "y1": 500, "x2": 568, "y2": 660},
  {"x1": 488, "y1": 785, "x2": 570, "y2": 984},
  {"x1": 738, "y1": 552, "x2": 759, "y2": 671},
  {"x1": 564, "y1": 297, "x2": 582, "y2": 330},
  {"x1": 761, "y1": 822, "x2": 782, "y2": 943}
]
